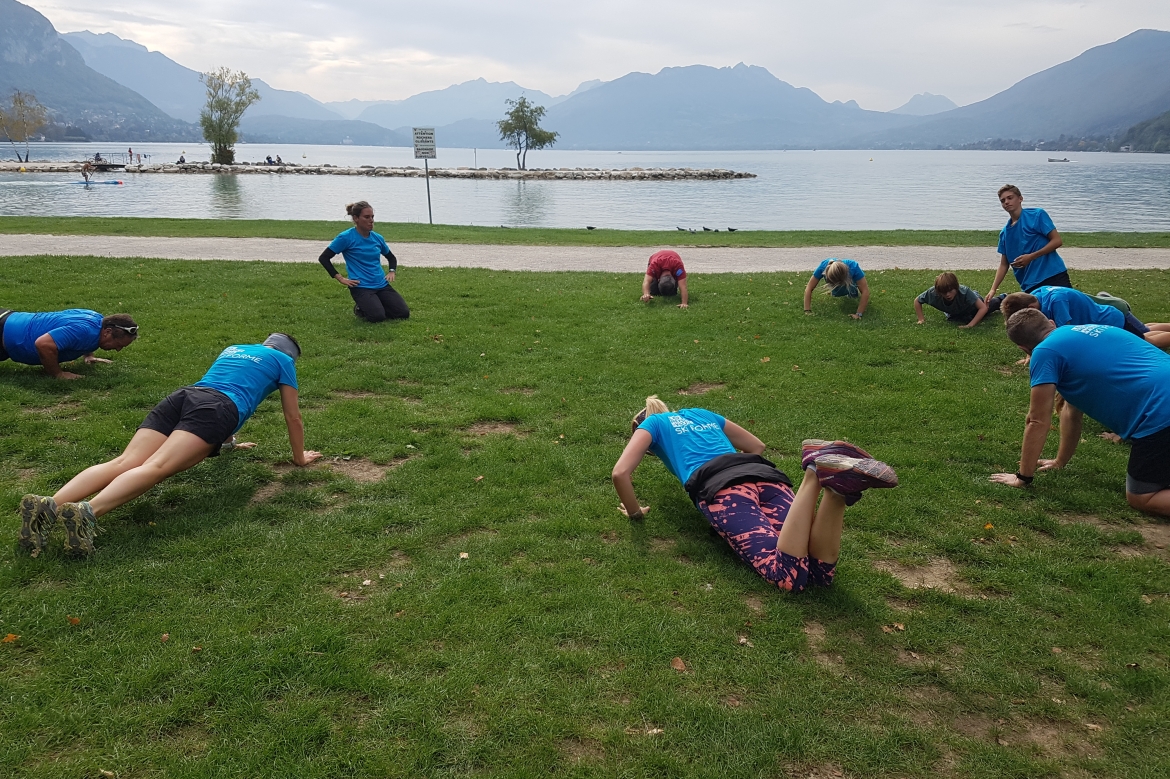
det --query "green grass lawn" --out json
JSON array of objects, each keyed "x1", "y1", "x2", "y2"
[
  {"x1": 2, "y1": 258, "x2": 1169, "y2": 778},
  {"x1": 3, "y1": 216, "x2": 1170, "y2": 248}
]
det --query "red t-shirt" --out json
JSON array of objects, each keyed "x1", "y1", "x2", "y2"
[{"x1": 646, "y1": 250, "x2": 686, "y2": 280}]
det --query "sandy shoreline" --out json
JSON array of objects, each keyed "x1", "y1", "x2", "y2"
[{"x1": 1, "y1": 234, "x2": 1169, "y2": 272}]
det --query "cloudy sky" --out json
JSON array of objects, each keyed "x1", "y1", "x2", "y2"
[{"x1": 34, "y1": 0, "x2": 1170, "y2": 109}]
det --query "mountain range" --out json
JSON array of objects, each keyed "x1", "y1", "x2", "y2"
[{"x1": 3, "y1": 0, "x2": 1169, "y2": 151}]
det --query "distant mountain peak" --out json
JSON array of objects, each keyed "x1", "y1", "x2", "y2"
[{"x1": 889, "y1": 92, "x2": 959, "y2": 116}]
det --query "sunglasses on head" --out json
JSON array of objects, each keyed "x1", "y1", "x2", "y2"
[{"x1": 111, "y1": 324, "x2": 139, "y2": 337}]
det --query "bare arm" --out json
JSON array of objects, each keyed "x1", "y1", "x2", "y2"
[
  {"x1": 723, "y1": 421, "x2": 766, "y2": 454},
  {"x1": 988, "y1": 256, "x2": 1010, "y2": 298},
  {"x1": 612, "y1": 429, "x2": 652, "y2": 518},
  {"x1": 677, "y1": 277, "x2": 689, "y2": 308},
  {"x1": 914, "y1": 298, "x2": 926, "y2": 324},
  {"x1": 959, "y1": 296, "x2": 990, "y2": 329},
  {"x1": 279, "y1": 385, "x2": 322, "y2": 466},
  {"x1": 641, "y1": 274, "x2": 653, "y2": 302},
  {"x1": 991, "y1": 383, "x2": 1056, "y2": 487},
  {"x1": 803, "y1": 276, "x2": 818, "y2": 312},
  {"x1": 34, "y1": 333, "x2": 81, "y2": 379},
  {"x1": 1043, "y1": 401, "x2": 1083, "y2": 470},
  {"x1": 851, "y1": 277, "x2": 871, "y2": 319}
]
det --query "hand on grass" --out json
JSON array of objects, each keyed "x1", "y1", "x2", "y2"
[
  {"x1": 1015, "y1": 356, "x2": 1030, "y2": 366},
  {"x1": 234, "y1": 442, "x2": 257, "y2": 450},
  {"x1": 849, "y1": 313, "x2": 862, "y2": 320},
  {"x1": 335, "y1": 275, "x2": 359, "y2": 287},
  {"x1": 619, "y1": 504, "x2": 650, "y2": 518},
  {"x1": 990, "y1": 472, "x2": 1027, "y2": 488},
  {"x1": 803, "y1": 309, "x2": 813, "y2": 316},
  {"x1": 1037, "y1": 459, "x2": 1062, "y2": 471},
  {"x1": 55, "y1": 371, "x2": 83, "y2": 380},
  {"x1": 295, "y1": 451, "x2": 323, "y2": 466},
  {"x1": 641, "y1": 294, "x2": 652, "y2": 302},
  {"x1": 678, "y1": 303, "x2": 688, "y2": 309},
  {"x1": 915, "y1": 319, "x2": 925, "y2": 325},
  {"x1": 83, "y1": 355, "x2": 112, "y2": 364}
]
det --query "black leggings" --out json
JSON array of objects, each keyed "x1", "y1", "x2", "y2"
[{"x1": 350, "y1": 286, "x2": 409, "y2": 322}]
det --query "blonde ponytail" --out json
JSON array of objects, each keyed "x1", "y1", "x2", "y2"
[
  {"x1": 644, "y1": 395, "x2": 669, "y2": 415},
  {"x1": 822, "y1": 260, "x2": 854, "y2": 295},
  {"x1": 631, "y1": 394, "x2": 671, "y2": 434}
]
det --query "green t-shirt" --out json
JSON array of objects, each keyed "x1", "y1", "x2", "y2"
[{"x1": 917, "y1": 285, "x2": 982, "y2": 319}]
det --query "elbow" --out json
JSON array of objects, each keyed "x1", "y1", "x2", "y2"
[{"x1": 611, "y1": 467, "x2": 630, "y2": 483}]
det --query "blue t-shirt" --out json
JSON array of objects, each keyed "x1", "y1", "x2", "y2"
[
  {"x1": 328, "y1": 227, "x2": 393, "y2": 289},
  {"x1": 1, "y1": 309, "x2": 103, "y2": 365},
  {"x1": 1030, "y1": 325, "x2": 1170, "y2": 440},
  {"x1": 813, "y1": 258, "x2": 864, "y2": 297},
  {"x1": 637, "y1": 408, "x2": 734, "y2": 484},
  {"x1": 997, "y1": 208, "x2": 1067, "y2": 292},
  {"x1": 1032, "y1": 286, "x2": 1123, "y2": 329},
  {"x1": 194, "y1": 344, "x2": 298, "y2": 433}
]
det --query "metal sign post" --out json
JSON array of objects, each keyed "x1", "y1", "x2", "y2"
[{"x1": 412, "y1": 127, "x2": 436, "y2": 225}]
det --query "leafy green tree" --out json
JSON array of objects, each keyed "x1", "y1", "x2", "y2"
[
  {"x1": 199, "y1": 68, "x2": 260, "y2": 164},
  {"x1": 497, "y1": 96, "x2": 558, "y2": 170},
  {"x1": 0, "y1": 91, "x2": 48, "y2": 163}
]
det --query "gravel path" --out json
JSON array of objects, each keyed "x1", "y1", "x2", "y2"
[{"x1": 2, "y1": 234, "x2": 1169, "y2": 272}]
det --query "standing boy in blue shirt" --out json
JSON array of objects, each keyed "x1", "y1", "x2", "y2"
[
  {"x1": 991, "y1": 309, "x2": 1170, "y2": 517},
  {"x1": 986, "y1": 185, "x2": 1071, "y2": 298}
]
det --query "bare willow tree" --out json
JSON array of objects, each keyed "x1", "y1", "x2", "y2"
[
  {"x1": 199, "y1": 67, "x2": 260, "y2": 164},
  {"x1": 0, "y1": 91, "x2": 48, "y2": 163},
  {"x1": 497, "y1": 96, "x2": 558, "y2": 170}
]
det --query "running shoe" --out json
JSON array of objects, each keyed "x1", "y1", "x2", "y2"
[
  {"x1": 801, "y1": 439, "x2": 873, "y2": 470},
  {"x1": 17, "y1": 494, "x2": 57, "y2": 557},
  {"x1": 814, "y1": 455, "x2": 899, "y2": 497},
  {"x1": 59, "y1": 501, "x2": 97, "y2": 556}
]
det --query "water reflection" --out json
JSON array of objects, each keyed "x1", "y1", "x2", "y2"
[
  {"x1": 504, "y1": 181, "x2": 551, "y2": 227},
  {"x1": 210, "y1": 174, "x2": 244, "y2": 218}
]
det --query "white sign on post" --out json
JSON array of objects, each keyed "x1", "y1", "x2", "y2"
[{"x1": 412, "y1": 127, "x2": 436, "y2": 159}]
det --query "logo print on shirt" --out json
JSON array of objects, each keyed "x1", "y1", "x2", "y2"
[
  {"x1": 1071, "y1": 324, "x2": 1107, "y2": 337},
  {"x1": 668, "y1": 414, "x2": 719, "y2": 435}
]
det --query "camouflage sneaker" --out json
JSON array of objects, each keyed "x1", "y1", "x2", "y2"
[
  {"x1": 59, "y1": 501, "x2": 98, "y2": 556},
  {"x1": 814, "y1": 454, "x2": 899, "y2": 500},
  {"x1": 17, "y1": 494, "x2": 58, "y2": 557}
]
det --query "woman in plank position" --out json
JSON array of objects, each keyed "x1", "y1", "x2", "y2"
[
  {"x1": 803, "y1": 258, "x2": 870, "y2": 319},
  {"x1": 611, "y1": 396, "x2": 897, "y2": 592},
  {"x1": 318, "y1": 201, "x2": 409, "y2": 322},
  {"x1": 19, "y1": 334, "x2": 321, "y2": 556}
]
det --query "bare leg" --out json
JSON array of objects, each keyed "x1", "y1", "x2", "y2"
[
  {"x1": 53, "y1": 429, "x2": 168, "y2": 505},
  {"x1": 1143, "y1": 330, "x2": 1170, "y2": 349},
  {"x1": 87, "y1": 431, "x2": 214, "y2": 517},
  {"x1": 1127, "y1": 489, "x2": 1170, "y2": 518},
  {"x1": 1144, "y1": 323, "x2": 1170, "y2": 332},
  {"x1": 777, "y1": 467, "x2": 823, "y2": 559},
  {"x1": 807, "y1": 489, "x2": 847, "y2": 563}
]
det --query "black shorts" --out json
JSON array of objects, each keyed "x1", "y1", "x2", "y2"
[
  {"x1": 139, "y1": 386, "x2": 239, "y2": 454},
  {"x1": 1026, "y1": 270, "x2": 1072, "y2": 291},
  {"x1": 1127, "y1": 424, "x2": 1170, "y2": 494}
]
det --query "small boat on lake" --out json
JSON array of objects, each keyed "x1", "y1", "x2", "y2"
[{"x1": 1048, "y1": 157, "x2": 1070, "y2": 162}]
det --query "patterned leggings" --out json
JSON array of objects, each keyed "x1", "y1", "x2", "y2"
[{"x1": 698, "y1": 481, "x2": 836, "y2": 593}]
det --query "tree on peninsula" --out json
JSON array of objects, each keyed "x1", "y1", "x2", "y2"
[
  {"x1": 0, "y1": 91, "x2": 47, "y2": 163},
  {"x1": 497, "y1": 96, "x2": 557, "y2": 170},
  {"x1": 199, "y1": 68, "x2": 260, "y2": 164}
]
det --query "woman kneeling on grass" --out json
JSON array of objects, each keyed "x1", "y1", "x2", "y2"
[
  {"x1": 318, "y1": 201, "x2": 410, "y2": 322},
  {"x1": 18, "y1": 334, "x2": 322, "y2": 557},
  {"x1": 611, "y1": 396, "x2": 897, "y2": 592}
]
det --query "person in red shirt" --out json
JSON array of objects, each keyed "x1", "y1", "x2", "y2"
[{"x1": 641, "y1": 250, "x2": 689, "y2": 308}]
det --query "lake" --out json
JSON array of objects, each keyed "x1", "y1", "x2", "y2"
[{"x1": 2, "y1": 143, "x2": 1168, "y2": 231}]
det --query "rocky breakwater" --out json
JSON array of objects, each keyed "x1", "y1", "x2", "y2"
[{"x1": 0, "y1": 161, "x2": 755, "y2": 180}]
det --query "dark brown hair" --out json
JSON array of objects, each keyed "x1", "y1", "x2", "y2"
[
  {"x1": 1000, "y1": 292, "x2": 1039, "y2": 323},
  {"x1": 933, "y1": 272, "x2": 959, "y2": 295},
  {"x1": 345, "y1": 201, "x2": 372, "y2": 219},
  {"x1": 997, "y1": 184, "x2": 1022, "y2": 199}
]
